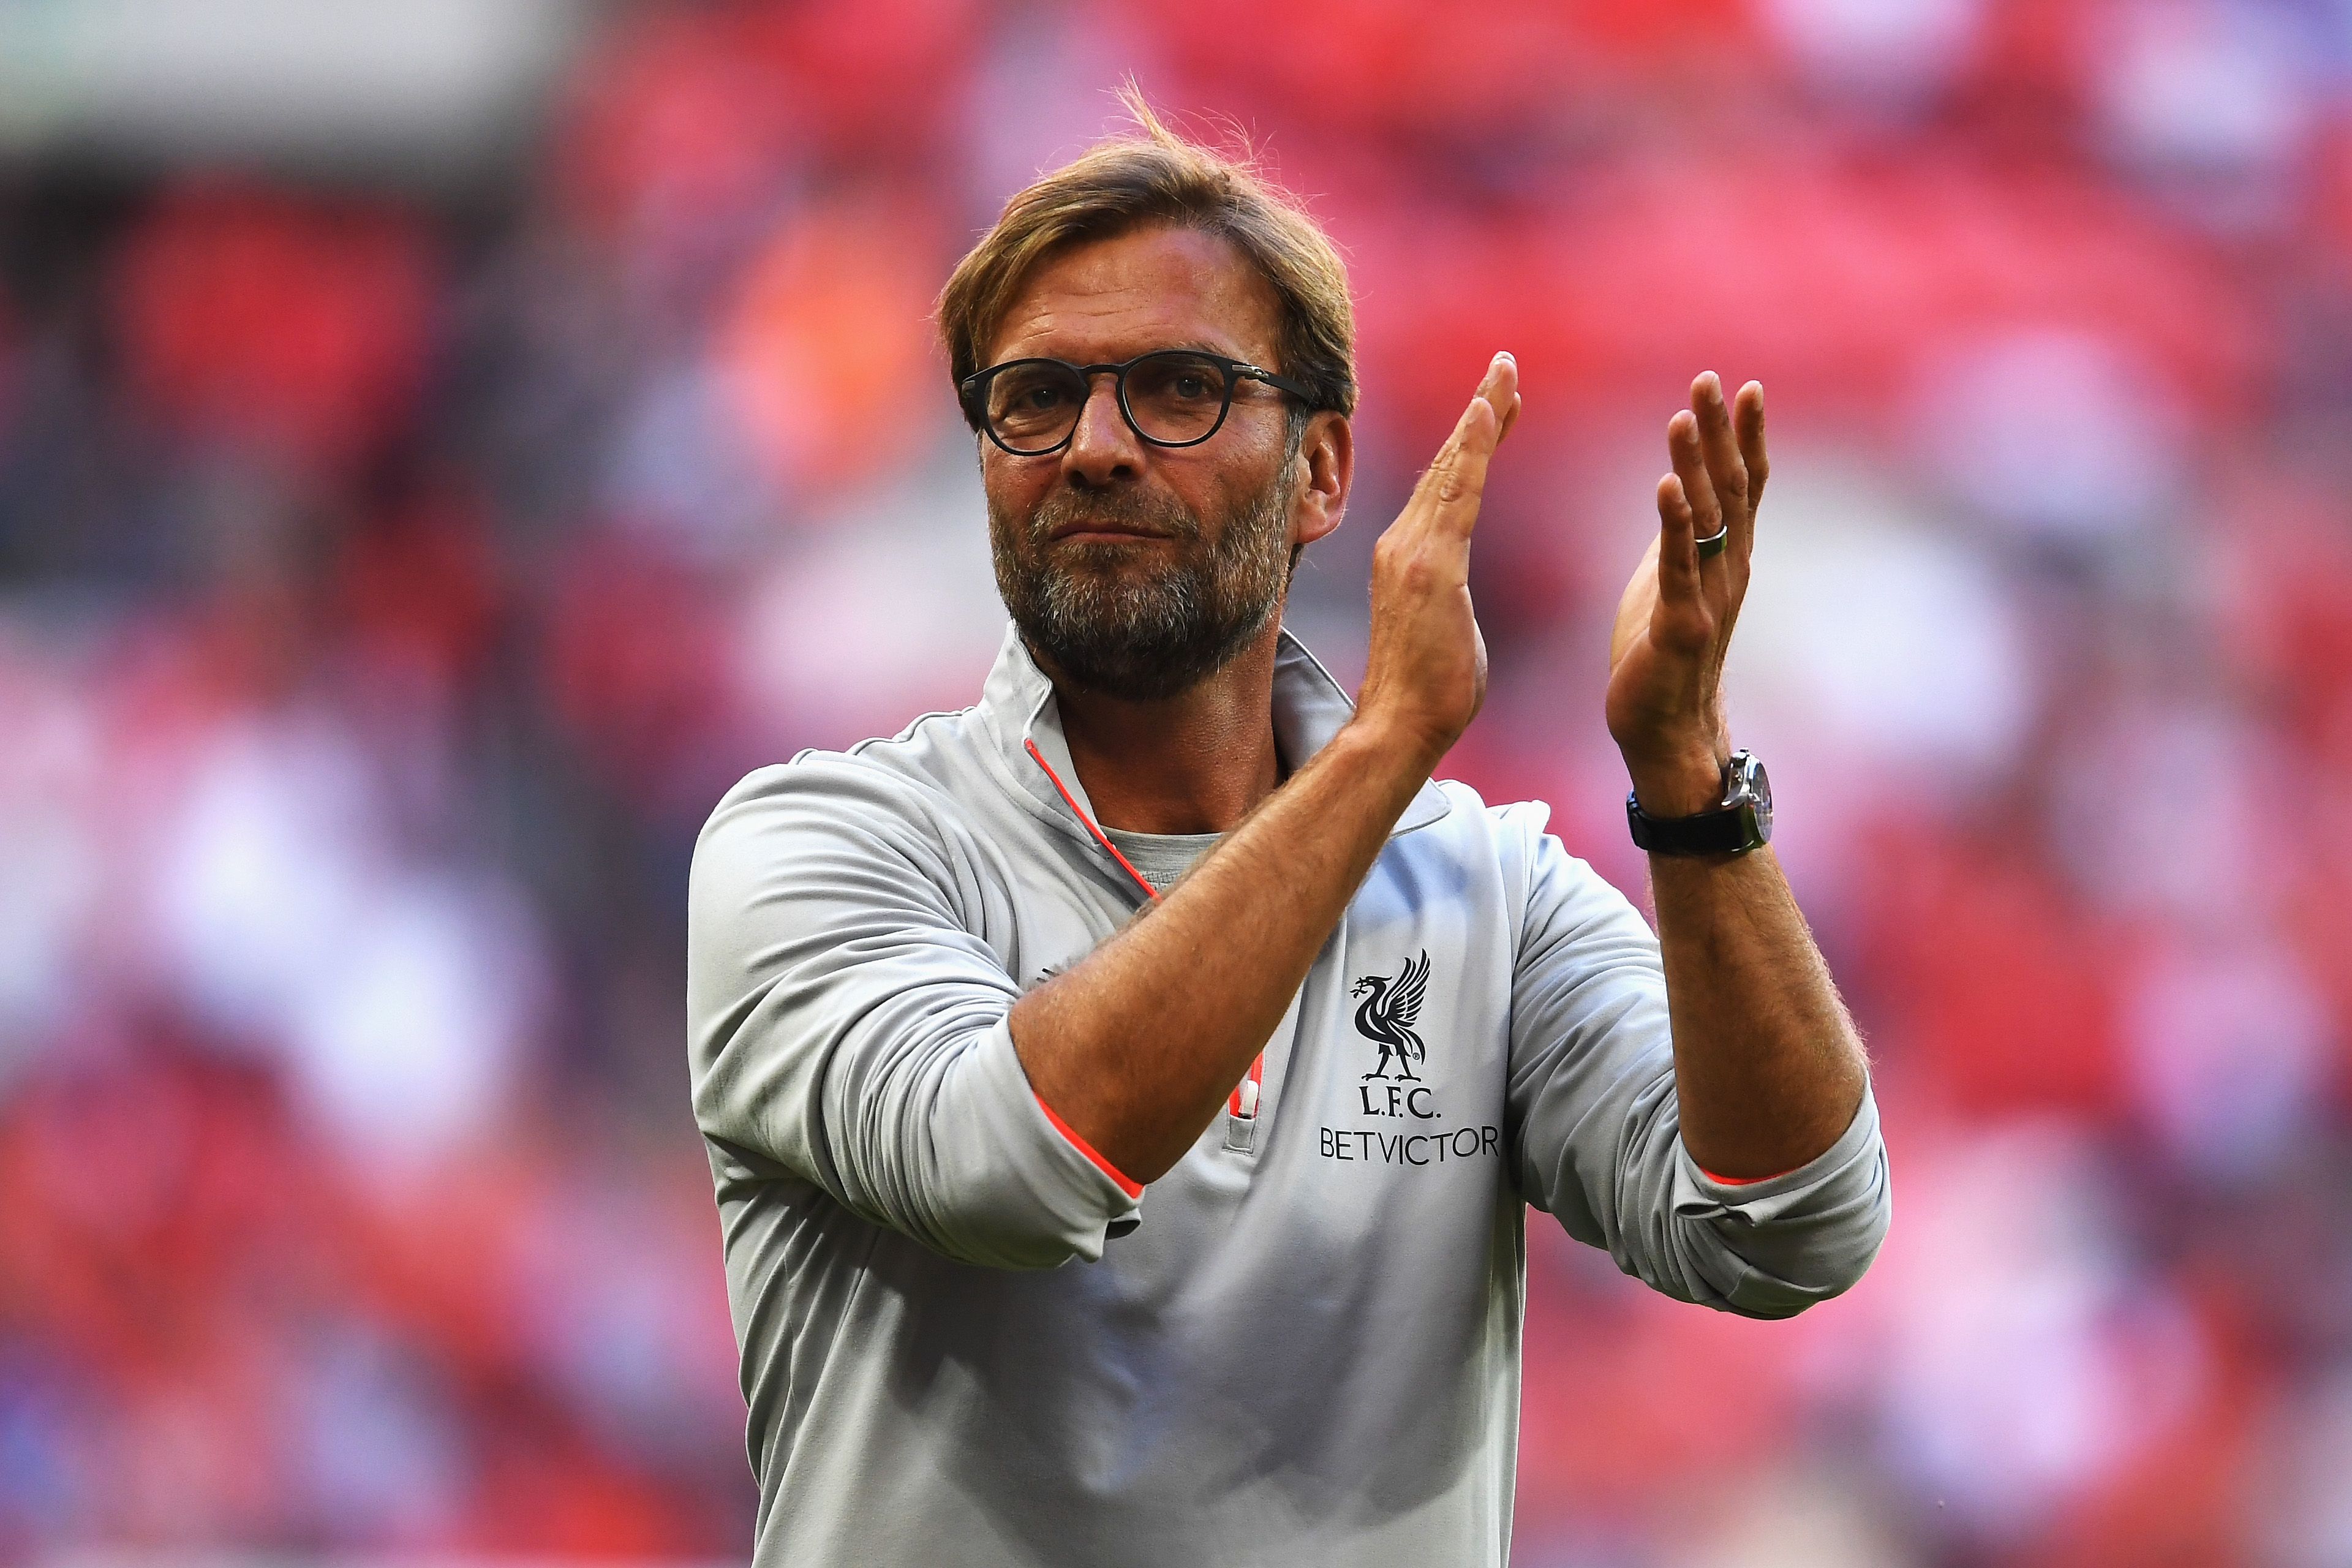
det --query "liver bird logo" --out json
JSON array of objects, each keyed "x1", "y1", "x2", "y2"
[{"x1": 1354, "y1": 950, "x2": 1432, "y2": 1082}]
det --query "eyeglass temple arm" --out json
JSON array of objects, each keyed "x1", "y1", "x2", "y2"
[{"x1": 1236, "y1": 364, "x2": 1313, "y2": 401}]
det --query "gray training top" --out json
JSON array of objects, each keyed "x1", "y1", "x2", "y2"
[{"x1": 686, "y1": 625, "x2": 1891, "y2": 1568}]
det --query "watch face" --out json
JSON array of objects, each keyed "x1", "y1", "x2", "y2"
[{"x1": 1730, "y1": 751, "x2": 1773, "y2": 845}]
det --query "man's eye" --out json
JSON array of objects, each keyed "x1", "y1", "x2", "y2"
[
  {"x1": 1174, "y1": 375, "x2": 1208, "y2": 399},
  {"x1": 1022, "y1": 385, "x2": 1065, "y2": 409}
]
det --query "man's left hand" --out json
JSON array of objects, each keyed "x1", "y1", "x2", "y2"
[
  {"x1": 1605, "y1": 372, "x2": 1768, "y2": 817},
  {"x1": 1596, "y1": 373, "x2": 1865, "y2": 1178}
]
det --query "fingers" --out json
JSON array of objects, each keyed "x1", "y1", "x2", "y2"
[
  {"x1": 1655, "y1": 471, "x2": 1703, "y2": 609},
  {"x1": 1480, "y1": 350, "x2": 1520, "y2": 439},
  {"x1": 1464, "y1": 351, "x2": 1518, "y2": 453},
  {"x1": 1428, "y1": 353, "x2": 1515, "y2": 464},
  {"x1": 1624, "y1": 375, "x2": 1755, "y2": 756},
  {"x1": 1494, "y1": 357, "x2": 1524, "y2": 445},
  {"x1": 1689, "y1": 372, "x2": 1747, "y2": 526},
  {"x1": 1733, "y1": 380, "x2": 1768, "y2": 516},
  {"x1": 1415, "y1": 352, "x2": 1519, "y2": 536},
  {"x1": 1666, "y1": 409, "x2": 1722, "y2": 560}
]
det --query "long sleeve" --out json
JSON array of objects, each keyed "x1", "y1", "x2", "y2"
[
  {"x1": 687, "y1": 759, "x2": 1140, "y2": 1270},
  {"x1": 1498, "y1": 804, "x2": 1890, "y2": 1319}
]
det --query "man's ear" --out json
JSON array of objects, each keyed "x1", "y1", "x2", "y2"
[{"x1": 1288, "y1": 410, "x2": 1352, "y2": 549}]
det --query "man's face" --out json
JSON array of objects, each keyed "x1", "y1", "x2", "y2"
[{"x1": 979, "y1": 224, "x2": 1314, "y2": 702}]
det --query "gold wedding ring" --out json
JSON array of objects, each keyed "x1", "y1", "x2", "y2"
[{"x1": 1694, "y1": 524, "x2": 1730, "y2": 559}]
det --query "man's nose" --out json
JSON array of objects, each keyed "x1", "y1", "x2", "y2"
[{"x1": 1060, "y1": 374, "x2": 1144, "y2": 488}]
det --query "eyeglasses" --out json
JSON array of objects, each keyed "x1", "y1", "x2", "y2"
[{"x1": 960, "y1": 349, "x2": 1313, "y2": 457}]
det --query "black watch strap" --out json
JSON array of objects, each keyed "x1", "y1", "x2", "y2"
[{"x1": 1625, "y1": 751, "x2": 1773, "y2": 858}]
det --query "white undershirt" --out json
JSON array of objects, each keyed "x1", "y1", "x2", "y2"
[{"x1": 1098, "y1": 826, "x2": 1223, "y2": 896}]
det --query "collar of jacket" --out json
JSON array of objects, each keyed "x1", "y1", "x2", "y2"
[{"x1": 973, "y1": 621, "x2": 1453, "y2": 861}]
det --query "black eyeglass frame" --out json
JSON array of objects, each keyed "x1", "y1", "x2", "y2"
[{"x1": 959, "y1": 349, "x2": 1316, "y2": 456}]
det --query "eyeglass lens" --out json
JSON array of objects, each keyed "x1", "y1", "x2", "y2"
[{"x1": 984, "y1": 352, "x2": 1233, "y2": 452}]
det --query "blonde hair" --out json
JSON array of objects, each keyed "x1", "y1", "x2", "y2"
[{"x1": 937, "y1": 87, "x2": 1356, "y2": 426}]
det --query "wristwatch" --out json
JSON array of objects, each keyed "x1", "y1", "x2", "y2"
[{"x1": 1626, "y1": 750, "x2": 1773, "y2": 857}]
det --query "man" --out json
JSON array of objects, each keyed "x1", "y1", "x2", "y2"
[{"x1": 688, "y1": 104, "x2": 1888, "y2": 1567}]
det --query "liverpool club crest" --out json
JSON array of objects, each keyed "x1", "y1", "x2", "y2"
[{"x1": 1354, "y1": 950, "x2": 1431, "y2": 1081}]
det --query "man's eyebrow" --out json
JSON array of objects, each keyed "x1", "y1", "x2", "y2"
[
  {"x1": 1058, "y1": 338, "x2": 1245, "y2": 363},
  {"x1": 1000, "y1": 337, "x2": 1258, "y2": 368}
]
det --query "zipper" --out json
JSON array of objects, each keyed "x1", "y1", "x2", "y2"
[{"x1": 1025, "y1": 737, "x2": 1265, "y2": 1125}]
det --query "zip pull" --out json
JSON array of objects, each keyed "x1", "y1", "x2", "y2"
[{"x1": 1229, "y1": 1054, "x2": 1264, "y2": 1121}]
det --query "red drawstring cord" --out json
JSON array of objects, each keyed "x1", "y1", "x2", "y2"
[
  {"x1": 1025, "y1": 737, "x2": 1264, "y2": 1121},
  {"x1": 1025, "y1": 738, "x2": 1158, "y2": 903}
]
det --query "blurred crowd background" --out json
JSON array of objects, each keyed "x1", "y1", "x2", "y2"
[{"x1": 2, "y1": 1, "x2": 2350, "y2": 1564}]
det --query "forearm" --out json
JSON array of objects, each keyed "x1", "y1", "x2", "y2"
[
  {"x1": 1011, "y1": 718, "x2": 1430, "y2": 1183},
  {"x1": 1647, "y1": 844, "x2": 1867, "y2": 1178},
  {"x1": 1017, "y1": 353, "x2": 1520, "y2": 1186},
  {"x1": 1600, "y1": 372, "x2": 1868, "y2": 1179}
]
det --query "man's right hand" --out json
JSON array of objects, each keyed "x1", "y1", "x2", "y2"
[
  {"x1": 1352, "y1": 352, "x2": 1521, "y2": 772},
  {"x1": 1011, "y1": 353, "x2": 1520, "y2": 1184}
]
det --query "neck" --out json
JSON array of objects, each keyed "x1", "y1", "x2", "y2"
[{"x1": 1039, "y1": 618, "x2": 1286, "y2": 835}]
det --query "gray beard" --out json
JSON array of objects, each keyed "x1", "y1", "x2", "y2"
[{"x1": 989, "y1": 468, "x2": 1294, "y2": 703}]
